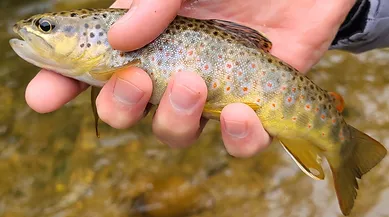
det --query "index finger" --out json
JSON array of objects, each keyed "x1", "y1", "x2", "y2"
[{"x1": 109, "y1": 0, "x2": 183, "y2": 51}]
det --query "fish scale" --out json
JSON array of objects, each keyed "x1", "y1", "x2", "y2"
[{"x1": 9, "y1": 8, "x2": 387, "y2": 216}]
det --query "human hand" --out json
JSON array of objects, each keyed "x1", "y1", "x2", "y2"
[{"x1": 25, "y1": 0, "x2": 356, "y2": 157}]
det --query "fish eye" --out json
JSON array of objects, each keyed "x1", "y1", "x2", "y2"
[{"x1": 36, "y1": 19, "x2": 55, "y2": 33}]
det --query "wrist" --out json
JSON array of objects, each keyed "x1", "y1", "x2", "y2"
[{"x1": 332, "y1": 0, "x2": 370, "y2": 46}]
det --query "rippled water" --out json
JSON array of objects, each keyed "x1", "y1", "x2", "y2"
[{"x1": 1, "y1": 1, "x2": 389, "y2": 217}]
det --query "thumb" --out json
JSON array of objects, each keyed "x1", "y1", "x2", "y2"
[{"x1": 109, "y1": 0, "x2": 183, "y2": 51}]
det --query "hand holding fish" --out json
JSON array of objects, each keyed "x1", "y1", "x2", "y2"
[{"x1": 25, "y1": 0, "x2": 355, "y2": 157}]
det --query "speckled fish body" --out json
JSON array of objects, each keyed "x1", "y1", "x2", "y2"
[{"x1": 9, "y1": 9, "x2": 387, "y2": 216}]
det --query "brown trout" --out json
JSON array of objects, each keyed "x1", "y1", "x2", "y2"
[{"x1": 9, "y1": 8, "x2": 387, "y2": 215}]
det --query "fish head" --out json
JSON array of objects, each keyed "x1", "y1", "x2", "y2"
[{"x1": 9, "y1": 11, "x2": 111, "y2": 78}]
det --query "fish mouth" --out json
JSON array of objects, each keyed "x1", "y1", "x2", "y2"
[
  {"x1": 9, "y1": 28, "x2": 71, "y2": 74},
  {"x1": 9, "y1": 37, "x2": 59, "y2": 71}
]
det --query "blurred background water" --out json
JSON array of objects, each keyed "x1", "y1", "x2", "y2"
[{"x1": 1, "y1": 0, "x2": 389, "y2": 217}]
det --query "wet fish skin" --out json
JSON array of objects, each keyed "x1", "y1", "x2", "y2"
[{"x1": 9, "y1": 8, "x2": 387, "y2": 216}]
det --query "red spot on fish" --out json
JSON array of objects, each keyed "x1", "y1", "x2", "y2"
[
  {"x1": 179, "y1": 49, "x2": 183, "y2": 54},
  {"x1": 204, "y1": 64, "x2": 209, "y2": 70},
  {"x1": 322, "y1": 132, "x2": 325, "y2": 136},
  {"x1": 308, "y1": 124, "x2": 312, "y2": 129},
  {"x1": 292, "y1": 116, "x2": 297, "y2": 121},
  {"x1": 281, "y1": 86, "x2": 286, "y2": 91},
  {"x1": 226, "y1": 86, "x2": 231, "y2": 91},
  {"x1": 315, "y1": 108, "x2": 319, "y2": 113},
  {"x1": 218, "y1": 55, "x2": 222, "y2": 59},
  {"x1": 305, "y1": 104, "x2": 311, "y2": 110},
  {"x1": 165, "y1": 52, "x2": 170, "y2": 57},
  {"x1": 332, "y1": 118, "x2": 337, "y2": 125},
  {"x1": 320, "y1": 114, "x2": 326, "y2": 120},
  {"x1": 226, "y1": 63, "x2": 232, "y2": 68},
  {"x1": 287, "y1": 97, "x2": 292, "y2": 103},
  {"x1": 212, "y1": 82, "x2": 218, "y2": 89},
  {"x1": 188, "y1": 50, "x2": 193, "y2": 56},
  {"x1": 238, "y1": 71, "x2": 243, "y2": 76},
  {"x1": 272, "y1": 103, "x2": 276, "y2": 108},
  {"x1": 251, "y1": 63, "x2": 256, "y2": 68},
  {"x1": 300, "y1": 95, "x2": 305, "y2": 100},
  {"x1": 267, "y1": 82, "x2": 272, "y2": 87},
  {"x1": 226, "y1": 75, "x2": 231, "y2": 80},
  {"x1": 256, "y1": 98, "x2": 261, "y2": 103},
  {"x1": 242, "y1": 87, "x2": 248, "y2": 92},
  {"x1": 262, "y1": 71, "x2": 266, "y2": 75},
  {"x1": 151, "y1": 56, "x2": 155, "y2": 61},
  {"x1": 292, "y1": 88, "x2": 296, "y2": 92}
]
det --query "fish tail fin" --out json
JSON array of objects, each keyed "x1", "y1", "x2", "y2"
[{"x1": 329, "y1": 125, "x2": 387, "y2": 216}]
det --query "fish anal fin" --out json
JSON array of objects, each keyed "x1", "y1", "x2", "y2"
[
  {"x1": 329, "y1": 92, "x2": 345, "y2": 113},
  {"x1": 207, "y1": 19, "x2": 272, "y2": 52},
  {"x1": 91, "y1": 86, "x2": 102, "y2": 138},
  {"x1": 203, "y1": 102, "x2": 260, "y2": 120},
  {"x1": 89, "y1": 59, "x2": 141, "y2": 81},
  {"x1": 279, "y1": 137, "x2": 325, "y2": 180},
  {"x1": 328, "y1": 125, "x2": 387, "y2": 216}
]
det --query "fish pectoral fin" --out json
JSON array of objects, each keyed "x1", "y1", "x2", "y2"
[
  {"x1": 279, "y1": 137, "x2": 325, "y2": 180},
  {"x1": 91, "y1": 86, "x2": 102, "y2": 138},
  {"x1": 207, "y1": 19, "x2": 272, "y2": 52},
  {"x1": 203, "y1": 102, "x2": 260, "y2": 120},
  {"x1": 89, "y1": 59, "x2": 142, "y2": 81}
]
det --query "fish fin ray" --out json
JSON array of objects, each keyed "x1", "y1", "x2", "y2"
[
  {"x1": 203, "y1": 102, "x2": 260, "y2": 120},
  {"x1": 206, "y1": 19, "x2": 272, "y2": 52},
  {"x1": 328, "y1": 125, "x2": 386, "y2": 216},
  {"x1": 91, "y1": 86, "x2": 102, "y2": 138},
  {"x1": 279, "y1": 137, "x2": 325, "y2": 180},
  {"x1": 89, "y1": 59, "x2": 141, "y2": 81}
]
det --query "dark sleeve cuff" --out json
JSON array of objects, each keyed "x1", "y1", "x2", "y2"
[{"x1": 330, "y1": 0, "x2": 389, "y2": 53}]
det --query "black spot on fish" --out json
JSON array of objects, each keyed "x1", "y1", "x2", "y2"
[
  {"x1": 71, "y1": 13, "x2": 77, "y2": 17},
  {"x1": 299, "y1": 76, "x2": 303, "y2": 81},
  {"x1": 99, "y1": 32, "x2": 104, "y2": 36},
  {"x1": 311, "y1": 97, "x2": 316, "y2": 101},
  {"x1": 87, "y1": 43, "x2": 91, "y2": 48},
  {"x1": 323, "y1": 105, "x2": 327, "y2": 110},
  {"x1": 85, "y1": 23, "x2": 89, "y2": 28},
  {"x1": 80, "y1": 43, "x2": 85, "y2": 48},
  {"x1": 95, "y1": 24, "x2": 101, "y2": 29},
  {"x1": 165, "y1": 29, "x2": 170, "y2": 34},
  {"x1": 188, "y1": 23, "x2": 193, "y2": 28},
  {"x1": 93, "y1": 17, "x2": 98, "y2": 20},
  {"x1": 97, "y1": 41, "x2": 101, "y2": 45},
  {"x1": 83, "y1": 32, "x2": 87, "y2": 36},
  {"x1": 90, "y1": 32, "x2": 95, "y2": 38},
  {"x1": 102, "y1": 14, "x2": 107, "y2": 18},
  {"x1": 310, "y1": 84, "x2": 314, "y2": 90},
  {"x1": 60, "y1": 11, "x2": 66, "y2": 15},
  {"x1": 329, "y1": 105, "x2": 332, "y2": 109},
  {"x1": 319, "y1": 95, "x2": 323, "y2": 101},
  {"x1": 199, "y1": 24, "x2": 205, "y2": 28},
  {"x1": 175, "y1": 25, "x2": 180, "y2": 30},
  {"x1": 267, "y1": 58, "x2": 273, "y2": 63}
]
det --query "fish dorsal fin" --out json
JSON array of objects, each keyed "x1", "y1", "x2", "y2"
[
  {"x1": 279, "y1": 137, "x2": 325, "y2": 180},
  {"x1": 207, "y1": 19, "x2": 272, "y2": 52},
  {"x1": 329, "y1": 92, "x2": 345, "y2": 113},
  {"x1": 203, "y1": 102, "x2": 260, "y2": 120}
]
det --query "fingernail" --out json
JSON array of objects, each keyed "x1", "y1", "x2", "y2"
[
  {"x1": 113, "y1": 77, "x2": 144, "y2": 105},
  {"x1": 169, "y1": 73, "x2": 201, "y2": 113},
  {"x1": 223, "y1": 120, "x2": 249, "y2": 138},
  {"x1": 112, "y1": 0, "x2": 138, "y2": 26}
]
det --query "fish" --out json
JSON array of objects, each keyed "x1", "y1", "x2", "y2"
[{"x1": 9, "y1": 8, "x2": 387, "y2": 216}]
